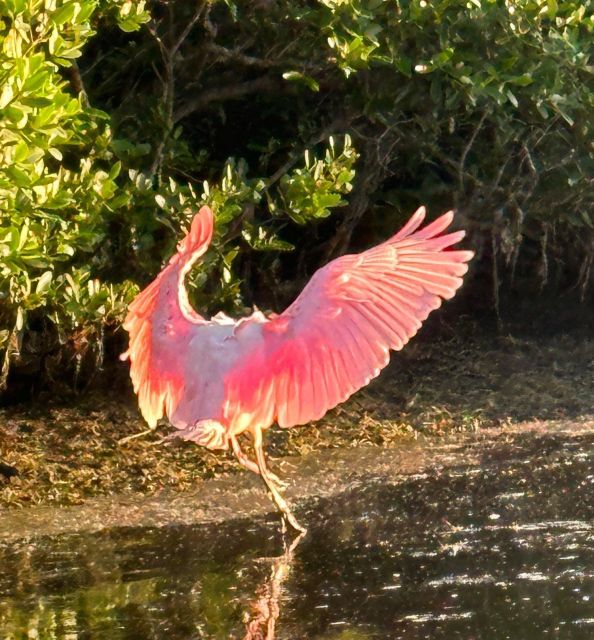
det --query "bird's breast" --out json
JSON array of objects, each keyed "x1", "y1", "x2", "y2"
[{"x1": 168, "y1": 319, "x2": 269, "y2": 430}]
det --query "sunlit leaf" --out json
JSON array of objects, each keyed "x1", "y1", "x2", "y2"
[{"x1": 35, "y1": 271, "x2": 53, "y2": 293}]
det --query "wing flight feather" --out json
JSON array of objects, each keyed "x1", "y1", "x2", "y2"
[
  {"x1": 224, "y1": 207, "x2": 473, "y2": 430},
  {"x1": 122, "y1": 206, "x2": 214, "y2": 426}
]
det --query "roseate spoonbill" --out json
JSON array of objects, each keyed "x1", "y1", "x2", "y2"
[{"x1": 122, "y1": 205, "x2": 472, "y2": 532}]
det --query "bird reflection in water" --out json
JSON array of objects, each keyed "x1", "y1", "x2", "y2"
[{"x1": 242, "y1": 531, "x2": 305, "y2": 639}]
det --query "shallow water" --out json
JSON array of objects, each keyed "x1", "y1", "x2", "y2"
[{"x1": 1, "y1": 429, "x2": 593, "y2": 639}]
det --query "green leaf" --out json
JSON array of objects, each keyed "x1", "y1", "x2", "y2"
[
  {"x1": 52, "y1": 3, "x2": 77, "y2": 25},
  {"x1": 0, "y1": 83, "x2": 14, "y2": 109},
  {"x1": 580, "y1": 210, "x2": 593, "y2": 228},
  {"x1": 108, "y1": 161, "x2": 122, "y2": 180},
  {"x1": 536, "y1": 102, "x2": 549, "y2": 118},
  {"x1": 314, "y1": 192, "x2": 343, "y2": 210},
  {"x1": 506, "y1": 89, "x2": 518, "y2": 108},
  {"x1": 35, "y1": 271, "x2": 53, "y2": 293},
  {"x1": 13, "y1": 140, "x2": 29, "y2": 163},
  {"x1": 510, "y1": 74, "x2": 534, "y2": 86},
  {"x1": 433, "y1": 48, "x2": 454, "y2": 67},
  {"x1": 547, "y1": 0, "x2": 558, "y2": 18},
  {"x1": 15, "y1": 307, "x2": 25, "y2": 331},
  {"x1": 5, "y1": 105, "x2": 28, "y2": 128},
  {"x1": 6, "y1": 166, "x2": 31, "y2": 187},
  {"x1": 282, "y1": 71, "x2": 320, "y2": 92}
]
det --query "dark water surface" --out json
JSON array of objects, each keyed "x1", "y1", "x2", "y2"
[{"x1": 1, "y1": 429, "x2": 593, "y2": 639}]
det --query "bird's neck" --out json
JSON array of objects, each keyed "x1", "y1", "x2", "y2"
[{"x1": 176, "y1": 253, "x2": 206, "y2": 323}]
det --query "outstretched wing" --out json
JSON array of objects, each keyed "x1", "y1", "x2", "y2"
[
  {"x1": 224, "y1": 207, "x2": 473, "y2": 430},
  {"x1": 121, "y1": 206, "x2": 214, "y2": 427}
]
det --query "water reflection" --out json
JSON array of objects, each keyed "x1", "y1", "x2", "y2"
[
  {"x1": 0, "y1": 430, "x2": 592, "y2": 639},
  {"x1": 243, "y1": 532, "x2": 305, "y2": 640}
]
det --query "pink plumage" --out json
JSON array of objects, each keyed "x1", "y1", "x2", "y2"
[{"x1": 122, "y1": 205, "x2": 473, "y2": 532}]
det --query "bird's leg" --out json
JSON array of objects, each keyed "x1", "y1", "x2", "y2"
[
  {"x1": 253, "y1": 427, "x2": 306, "y2": 534},
  {"x1": 118, "y1": 427, "x2": 156, "y2": 445},
  {"x1": 231, "y1": 435, "x2": 287, "y2": 488},
  {"x1": 231, "y1": 435, "x2": 260, "y2": 475}
]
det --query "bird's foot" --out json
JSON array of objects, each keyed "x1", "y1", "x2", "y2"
[
  {"x1": 284, "y1": 513, "x2": 307, "y2": 535},
  {"x1": 263, "y1": 485, "x2": 306, "y2": 534}
]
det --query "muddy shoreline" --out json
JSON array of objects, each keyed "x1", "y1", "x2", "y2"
[
  {"x1": 1, "y1": 325, "x2": 593, "y2": 510},
  {"x1": 1, "y1": 418, "x2": 592, "y2": 542}
]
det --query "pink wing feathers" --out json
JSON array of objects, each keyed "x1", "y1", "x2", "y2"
[
  {"x1": 121, "y1": 206, "x2": 214, "y2": 427},
  {"x1": 224, "y1": 207, "x2": 473, "y2": 431}
]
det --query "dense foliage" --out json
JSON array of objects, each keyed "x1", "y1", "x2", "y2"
[{"x1": 1, "y1": 0, "x2": 593, "y2": 392}]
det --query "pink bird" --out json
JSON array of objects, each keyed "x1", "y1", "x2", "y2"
[{"x1": 122, "y1": 205, "x2": 473, "y2": 532}]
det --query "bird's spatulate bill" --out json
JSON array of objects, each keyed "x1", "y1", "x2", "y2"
[{"x1": 122, "y1": 205, "x2": 473, "y2": 532}]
